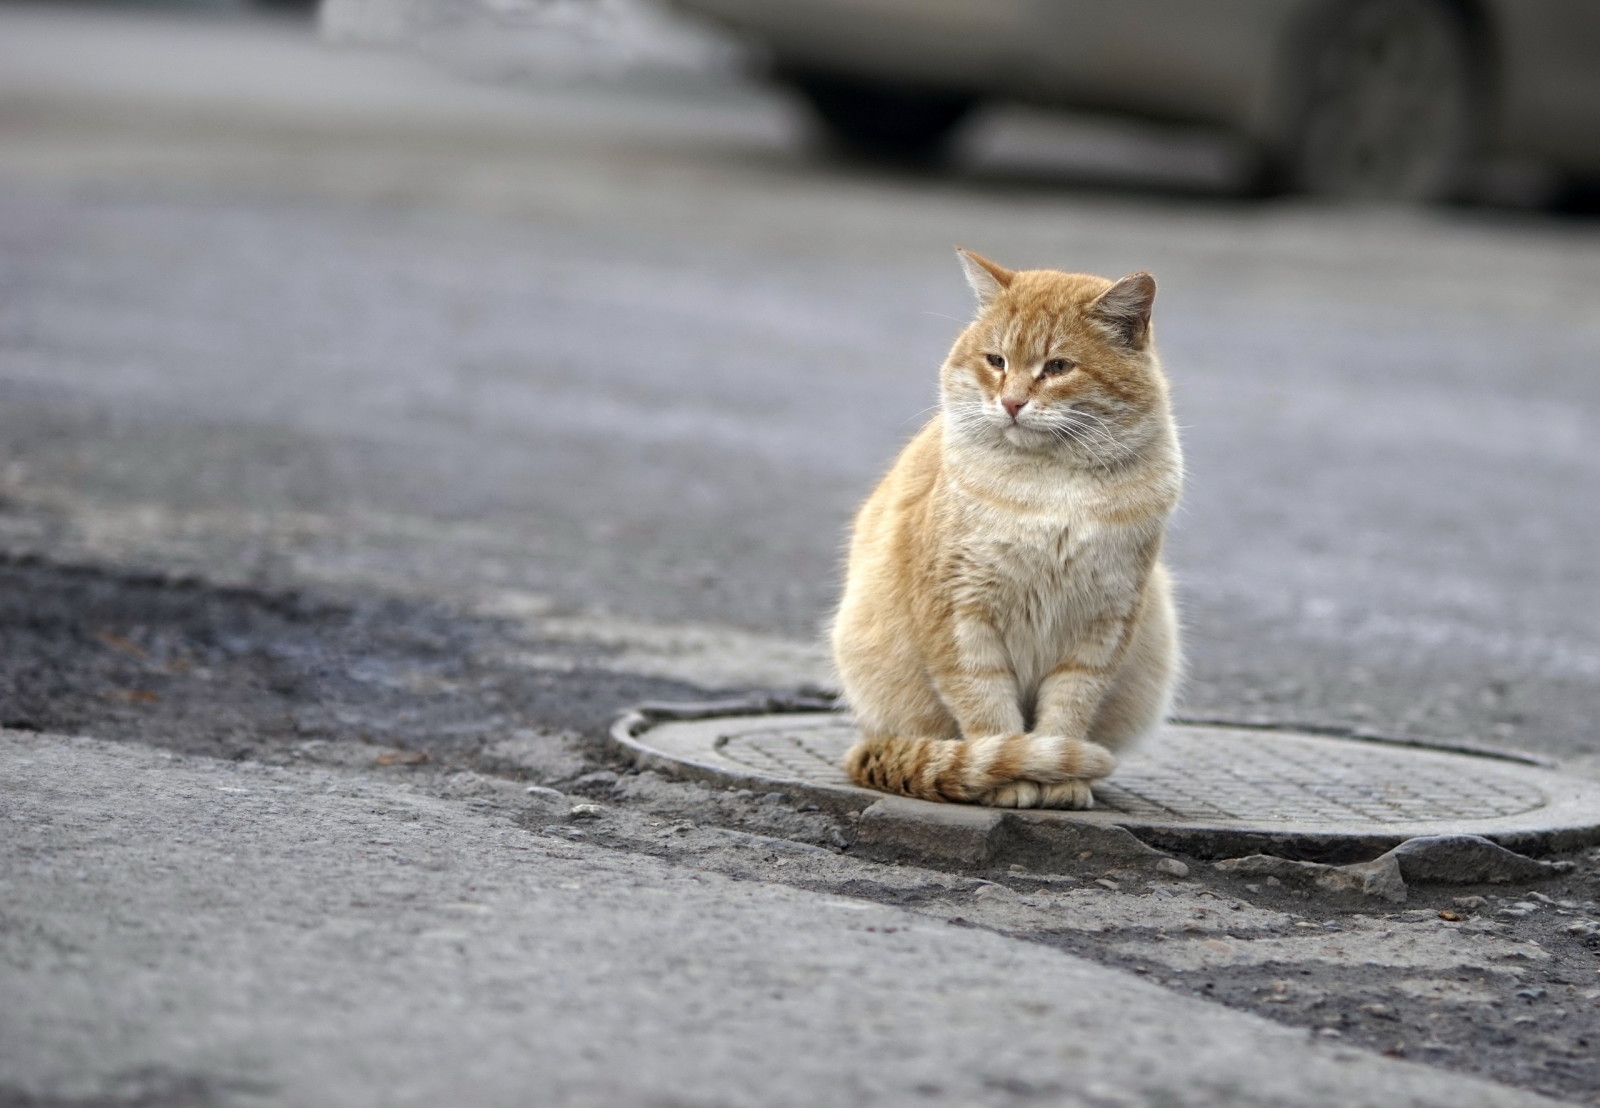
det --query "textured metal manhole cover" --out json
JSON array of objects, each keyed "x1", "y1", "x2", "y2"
[{"x1": 613, "y1": 712, "x2": 1600, "y2": 858}]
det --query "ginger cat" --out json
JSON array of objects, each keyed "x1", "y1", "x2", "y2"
[{"x1": 832, "y1": 250, "x2": 1181, "y2": 810}]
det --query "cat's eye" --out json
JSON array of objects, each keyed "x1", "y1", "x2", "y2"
[
  {"x1": 985, "y1": 353, "x2": 1005, "y2": 370},
  {"x1": 1042, "y1": 358, "x2": 1075, "y2": 376}
]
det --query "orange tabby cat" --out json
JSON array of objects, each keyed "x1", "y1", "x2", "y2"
[{"x1": 833, "y1": 249, "x2": 1182, "y2": 809}]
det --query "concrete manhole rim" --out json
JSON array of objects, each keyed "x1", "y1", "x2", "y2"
[{"x1": 611, "y1": 706, "x2": 1600, "y2": 860}]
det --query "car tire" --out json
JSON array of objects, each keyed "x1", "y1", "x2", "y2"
[
  {"x1": 780, "y1": 67, "x2": 977, "y2": 167},
  {"x1": 1263, "y1": 0, "x2": 1483, "y2": 201}
]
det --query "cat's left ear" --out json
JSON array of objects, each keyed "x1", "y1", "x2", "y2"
[
  {"x1": 956, "y1": 248, "x2": 1015, "y2": 307},
  {"x1": 1090, "y1": 272, "x2": 1156, "y2": 349}
]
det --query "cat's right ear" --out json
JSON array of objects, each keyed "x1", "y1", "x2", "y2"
[{"x1": 956, "y1": 248, "x2": 1014, "y2": 307}]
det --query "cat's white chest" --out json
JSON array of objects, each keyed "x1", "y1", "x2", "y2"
[
  {"x1": 976, "y1": 513, "x2": 1107, "y2": 699},
  {"x1": 949, "y1": 459, "x2": 1156, "y2": 708}
]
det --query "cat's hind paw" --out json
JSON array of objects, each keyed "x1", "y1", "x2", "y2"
[{"x1": 976, "y1": 778, "x2": 1096, "y2": 810}]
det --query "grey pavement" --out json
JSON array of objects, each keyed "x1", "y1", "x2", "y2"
[
  {"x1": 2, "y1": 5, "x2": 1600, "y2": 1105},
  {"x1": 0, "y1": 728, "x2": 1569, "y2": 1108}
]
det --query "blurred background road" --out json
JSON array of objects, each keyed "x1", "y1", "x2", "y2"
[{"x1": 1, "y1": 0, "x2": 1595, "y2": 772}]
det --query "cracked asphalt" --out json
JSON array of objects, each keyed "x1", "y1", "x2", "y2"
[{"x1": 2, "y1": 5, "x2": 1599, "y2": 1106}]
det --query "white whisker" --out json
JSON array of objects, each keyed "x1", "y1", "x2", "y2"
[{"x1": 900, "y1": 402, "x2": 944, "y2": 426}]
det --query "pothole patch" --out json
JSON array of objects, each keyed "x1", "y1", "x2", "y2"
[{"x1": 613, "y1": 711, "x2": 1600, "y2": 861}]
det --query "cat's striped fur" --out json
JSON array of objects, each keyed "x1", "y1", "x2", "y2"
[{"x1": 832, "y1": 250, "x2": 1182, "y2": 810}]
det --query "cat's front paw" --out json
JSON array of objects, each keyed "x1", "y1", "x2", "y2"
[
  {"x1": 1035, "y1": 779, "x2": 1097, "y2": 809},
  {"x1": 976, "y1": 779, "x2": 1096, "y2": 810}
]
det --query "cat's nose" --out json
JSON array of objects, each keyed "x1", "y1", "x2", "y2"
[{"x1": 1002, "y1": 398, "x2": 1028, "y2": 420}]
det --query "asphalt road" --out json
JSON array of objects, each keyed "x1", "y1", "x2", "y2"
[
  {"x1": 2, "y1": 6, "x2": 1597, "y2": 768},
  {"x1": 2, "y1": 5, "x2": 1599, "y2": 1105},
  {"x1": 8, "y1": 728, "x2": 1580, "y2": 1108}
]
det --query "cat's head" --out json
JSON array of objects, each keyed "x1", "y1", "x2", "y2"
[{"x1": 941, "y1": 249, "x2": 1169, "y2": 464}]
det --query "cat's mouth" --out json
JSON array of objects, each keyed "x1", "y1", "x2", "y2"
[{"x1": 1001, "y1": 423, "x2": 1056, "y2": 449}]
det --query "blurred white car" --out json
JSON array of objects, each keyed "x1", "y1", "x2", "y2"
[{"x1": 669, "y1": 0, "x2": 1600, "y2": 201}]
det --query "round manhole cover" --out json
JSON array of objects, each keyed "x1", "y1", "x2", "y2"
[{"x1": 613, "y1": 712, "x2": 1600, "y2": 858}]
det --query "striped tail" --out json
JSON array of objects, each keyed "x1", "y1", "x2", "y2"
[{"x1": 843, "y1": 732, "x2": 1116, "y2": 806}]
